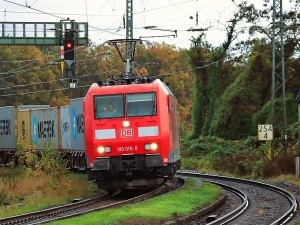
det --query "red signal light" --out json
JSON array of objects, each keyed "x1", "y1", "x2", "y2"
[
  {"x1": 64, "y1": 40, "x2": 75, "y2": 60},
  {"x1": 65, "y1": 41, "x2": 73, "y2": 49},
  {"x1": 64, "y1": 32, "x2": 75, "y2": 60}
]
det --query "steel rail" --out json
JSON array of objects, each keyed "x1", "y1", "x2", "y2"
[
  {"x1": 0, "y1": 180, "x2": 176, "y2": 225},
  {"x1": 177, "y1": 170, "x2": 298, "y2": 225},
  {"x1": 37, "y1": 184, "x2": 170, "y2": 224},
  {"x1": 0, "y1": 196, "x2": 106, "y2": 225},
  {"x1": 205, "y1": 180, "x2": 249, "y2": 225},
  {"x1": 164, "y1": 175, "x2": 248, "y2": 225}
]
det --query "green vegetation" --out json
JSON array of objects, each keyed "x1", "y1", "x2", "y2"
[
  {"x1": 46, "y1": 179, "x2": 223, "y2": 225},
  {"x1": 182, "y1": 130, "x2": 299, "y2": 178},
  {"x1": 1, "y1": 136, "x2": 300, "y2": 223},
  {"x1": 187, "y1": 2, "x2": 300, "y2": 141},
  {"x1": 0, "y1": 143, "x2": 99, "y2": 218},
  {"x1": 0, "y1": 143, "x2": 224, "y2": 224},
  {"x1": 1, "y1": 1, "x2": 300, "y2": 223},
  {"x1": 0, "y1": 171, "x2": 98, "y2": 218}
]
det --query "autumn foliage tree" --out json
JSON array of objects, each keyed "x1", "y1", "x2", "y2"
[
  {"x1": 0, "y1": 41, "x2": 194, "y2": 132},
  {"x1": 134, "y1": 42, "x2": 194, "y2": 132},
  {"x1": 0, "y1": 45, "x2": 68, "y2": 106}
]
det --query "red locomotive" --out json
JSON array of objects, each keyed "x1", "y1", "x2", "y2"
[{"x1": 83, "y1": 78, "x2": 181, "y2": 191}]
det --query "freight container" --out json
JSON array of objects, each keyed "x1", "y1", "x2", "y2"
[
  {"x1": 31, "y1": 107, "x2": 61, "y2": 151},
  {"x1": 0, "y1": 106, "x2": 17, "y2": 164},
  {"x1": 0, "y1": 106, "x2": 17, "y2": 150},
  {"x1": 69, "y1": 98, "x2": 86, "y2": 170},
  {"x1": 16, "y1": 105, "x2": 49, "y2": 149},
  {"x1": 0, "y1": 105, "x2": 51, "y2": 164},
  {"x1": 16, "y1": 110, "x2": 32, "y2": 148},
  {"x1": 70, "y1": 98, "x2": 85, "y2": 152},
  {"x1": 60, "y1": 105, "x2": 71, "y2": 150}
]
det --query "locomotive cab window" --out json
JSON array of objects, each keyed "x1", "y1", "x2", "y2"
[
  {"x1": 126, "y1": 92, "x2": 156, "y2": 117},
  {"x1": 94, "y1": 94, "x2": 124, "y2": 118}
]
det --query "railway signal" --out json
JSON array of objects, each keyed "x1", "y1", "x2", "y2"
[
  {"x1": 63, "y1": 31, "x2": 76, "y2": 83},
  {"x1": 64, "y1": 32, "x2": 75, "y2": 61}
]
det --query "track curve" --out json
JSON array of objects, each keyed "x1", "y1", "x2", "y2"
[{"x1": 176, "y1": 170, "x2": 297, "y2": 225}]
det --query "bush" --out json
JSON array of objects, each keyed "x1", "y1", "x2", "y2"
[
  {"x1": 181, "y1": 133, "x2": 299, "y2": 178},
  {"x1": 15, "y1": 139, "x2": 37, "y2": 169},
  {"x1": 35, "y1": 143, "x2": 68, "y2": 187},
  {"x1": 15, "y1": 141, "x2": 68, "y2": 187}
]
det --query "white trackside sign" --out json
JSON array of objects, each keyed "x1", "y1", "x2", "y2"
[{"x1": 258, "y1": 124, "x2": 273, "y2": 141}]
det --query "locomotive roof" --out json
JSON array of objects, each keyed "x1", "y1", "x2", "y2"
[{"x1": 86, "y1": 79, "x2": 175, "y2": 97}]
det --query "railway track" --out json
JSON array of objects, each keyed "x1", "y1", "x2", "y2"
[
  {"x1": 1, "y1": 172, "x2": 297, "y2": 225},
  {"x1": 176, "y1": 170, "x2": 298, "y2": 225},
  {"x1": 0, "y1": 183, "x2": 174, "y2": 225}
]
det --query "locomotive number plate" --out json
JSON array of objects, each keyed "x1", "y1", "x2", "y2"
[{"x1": 117, "y1": 146, "x2": 138, "y2": 152}]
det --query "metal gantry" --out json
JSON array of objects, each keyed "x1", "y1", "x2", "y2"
[
  {"x1": 271, "y1": 0, "x2": 287, "y2": 158},
  {"x1": 0, "y1": 19, "x2": 88, "y2": 86},
  {"x1": 0, "y1": 20, "x2": 88, "y2": 46}
]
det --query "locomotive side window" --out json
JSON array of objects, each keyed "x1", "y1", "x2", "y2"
[
  {"x1": 94, "y1": 94, "x2": 124, "y2": 118},
  {"x1": 126, "y1": 92, "x2": 156, "y2": 117}
]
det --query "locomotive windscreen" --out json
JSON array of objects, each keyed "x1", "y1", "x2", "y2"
[
  {"x1": 126, "y1": 92, "x2": 156, "y2": 117},
  {"x1": 94, "y1": 92, "x2": 156, "y2": 118},
  {"x1": 94, "y1": 94, "x2": 124, "y2": 118}
]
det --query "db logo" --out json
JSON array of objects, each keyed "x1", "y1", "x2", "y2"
[{"x1": 120, "y1": 128, "x2": 133, "y2": 137}]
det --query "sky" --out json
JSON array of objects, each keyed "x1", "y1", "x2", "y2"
[{"x1": 0, "y1": 0, "x2": 266, "y2": 49}]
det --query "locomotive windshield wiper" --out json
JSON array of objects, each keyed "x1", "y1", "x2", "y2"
[
  {"x1": 151, "y1": 94, "x2": 155, "y2": 116},
  {"x1": 95, "y1": 101, "x2": 98, "y2": 118},
  {"x1": 127, "y1": 102, "x2": 131, "y2": 116}
]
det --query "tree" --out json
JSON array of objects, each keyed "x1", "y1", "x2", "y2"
[
  {"x1": 0, "y1": 46, "x2": 68, "y2": 106},
  {"x1": 135, "y1": 42, "x2": 194, "y2": 132},
  {"x1": 187, "y1": 0, "x2": 300, "y2": 140}
]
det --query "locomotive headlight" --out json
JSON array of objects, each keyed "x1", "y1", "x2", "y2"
[
  {"x1": 122, "y1": 120, "x2": 130, "y2": 127},
  {"x1": 97, "y1": 146, "x2": 111, "y2": 154},
  {"x1": 144, "y1": 143, "x2": 158, "y2": 151},
  {"x1": 150, "y1": 143, "x2": 158, "y2": 150},
  {"x1": 97, "y1": 146, "x2": 105, "y2": 153}
]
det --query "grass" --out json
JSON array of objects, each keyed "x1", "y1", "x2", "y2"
[
  {"x1": 181, "y1": 157, "x2": 300, "y2": 225},
  {"x1": 46, "y1": 178, "x2": 223, "y2": 225},
  {"x1": 6, "y1": 152, "x2": 300, "y2": 225},
  {"x1": 0, "y1": 168, "x2": 99, "y2": 218},
  {"x1": 0, "y1": 165, "x2": 223, "y2": 225}
]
